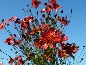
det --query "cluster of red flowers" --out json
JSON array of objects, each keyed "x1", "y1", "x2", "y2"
[
  {"x1": 31, "y1": 0, "x2": 41, "y2": 8},
  {"x1": 31, "y1": 0, "x2": 62, "y2": 12},
  {"x1": 0, "y1": 0, "x2": 80, "y2": 65},
  {"x1": 33, "y1": 27, "x2": 67, "y2": 49},
  {"x1": 32, "y1": 26, "x2": 78, "y2": 58}
]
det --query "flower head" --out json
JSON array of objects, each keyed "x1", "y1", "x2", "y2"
[
  {"x1": 31, "y1": 0, "x2": 41, "y2": 8},
  {"x1": 4, "y1": 36, "x2": 15, "y2": 45},
  {"x1": 52, "y1": 3, "x2": 62, "y2": 12},
  {"x1": 57, "y1": 16, "x2": 70, "y2": 26}
]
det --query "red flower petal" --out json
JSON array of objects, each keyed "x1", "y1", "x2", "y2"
[
  {"x1": 51, "y1": 37, "x2": 60, "y2": 43},
  {"x1": 21, "y1": 20, "x2": 29, "y2": 30},
  {"x1": 49, "y1": 43, "x2": 56, "y2": 48},
  {"x1": 52, "y1": 3, "x2": 62, "y2": 12},
  {"x1": 41, "y1": 43, "x2": 48, "y2": 50}
]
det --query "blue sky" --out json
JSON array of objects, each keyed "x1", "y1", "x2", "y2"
[{"x1": 0, "y1": 0, "x2": 86, "y2": 65}]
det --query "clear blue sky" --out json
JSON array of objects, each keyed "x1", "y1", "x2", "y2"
[{"x1": 0, "y1": 0, "x2": 86, "y2": 65}]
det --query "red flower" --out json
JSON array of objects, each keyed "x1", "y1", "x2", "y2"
[
  {"x1": 20, "y1": 20, "x2": 29, "y2": 30},
  {"x1": 0, "y1": 22, "x2": 6, "y2": 30},
  {"x1": 36, "y1": 27, "x2": 61, "y2": 49},
  {"x1": 40, "y1": 27, "x2": 61, "y2": 43},
  {"x1": 52, "y1": 3, "x2": 62, "y2": 12},
  {"x1": 20, "y1": 16, "x2": 33, "y2": 30},
  {"x1": 4, "y1": 36, "x2": 15, "y2": 45},
  {"x1": 31, "y1": 0, "x2": 41, "y2": 8},
  {"x1": 57, "y1": 16, "x2": 70, "y2": 26},
  {"x1": 33, "y1": 27, "x2": 58, "y2": 49},
  {"x1": 48, "y1": 0, "x2": 62, "y2": 12},
  {"x1": 24, "y1": 16, "x2": 33, "y2": 22},
  {"x1": 61, "y1": 43, "x2": 78, "y2": 58}
]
